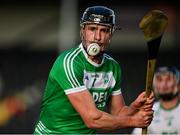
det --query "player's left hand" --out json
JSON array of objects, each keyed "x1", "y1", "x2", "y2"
[
  {"x1": 130, "y1": 91, "x2": 155, "y2": 110},
  {"x1": 142, "y1": 92, "x2": 155, "y2": 111}
]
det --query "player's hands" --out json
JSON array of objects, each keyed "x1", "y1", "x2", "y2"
[{"x1": 129, "y1": 91, "x2": 154, "y2": 128}]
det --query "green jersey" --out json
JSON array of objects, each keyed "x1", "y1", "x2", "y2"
[{"x1": 34, "y1": 43, "x2": 122, "y2": 134}]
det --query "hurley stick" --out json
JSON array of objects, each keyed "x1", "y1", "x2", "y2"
[{"x1": 139, "y1": 10, "x2": 168, "y2": 135}]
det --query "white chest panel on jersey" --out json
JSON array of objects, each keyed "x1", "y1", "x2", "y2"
[{"x1": 83, "y1": 70, "x2": 116, "y2": 89}]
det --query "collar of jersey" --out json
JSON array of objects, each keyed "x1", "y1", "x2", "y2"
[{"x1": 79, "y1": 43, "x2": 105, "y2": 67}]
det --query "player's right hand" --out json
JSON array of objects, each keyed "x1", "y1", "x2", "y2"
[{"x1": 131, "y1": 108, "x2": 154, "y2": 128}]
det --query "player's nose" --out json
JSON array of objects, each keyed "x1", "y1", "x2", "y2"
[{"x1": 94, "y1": 30, "x2": 101, "y2": 41}]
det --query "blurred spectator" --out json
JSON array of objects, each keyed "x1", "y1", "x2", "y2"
[{"x1": 132, "y1": 66, "x2": 180, "y2": 134}]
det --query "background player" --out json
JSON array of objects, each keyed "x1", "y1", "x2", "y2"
[{"x1": 132, "y1": 66, "x2": 180, "y2": 134}]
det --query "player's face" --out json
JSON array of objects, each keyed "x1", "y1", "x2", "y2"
[
  {"x1": 81, "y1": 24, "x2": 112, "y2": 52},
  {"x1": 154, "y1": 72, "x2": 178, "y2": 94}
]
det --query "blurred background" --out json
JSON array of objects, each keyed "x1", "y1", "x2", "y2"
[{"x1": 0, "y1": 0, "x2": 179, "y2": 133}]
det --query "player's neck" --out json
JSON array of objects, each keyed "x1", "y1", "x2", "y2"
[{"x1": 160, "y1": 96, "x2": 179, "y2": 110}]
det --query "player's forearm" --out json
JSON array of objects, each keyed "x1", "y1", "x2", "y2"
[
  {"x1": 102, "y1": 111, "x2": 139, "y2": 130},
  {"x1": 85, "y1": 110, "x2": 118, "y2": 131},
  {"x1": 117, "y1": 105, "x2": 138, "y2": 116},
  {"x1": 87, "y1": 108, "x2": 153, "y2": 131},
  {"x1": 85, "y1": 109, "x2": 138, "y2": 131}
]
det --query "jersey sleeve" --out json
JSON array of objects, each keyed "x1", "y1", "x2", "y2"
[
  {"x1": 111, "y1": 63, "x2": 122, "y2": 95},
  {"x1": 50, "y1": 52, "x2": 86, "y2": 95}
]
